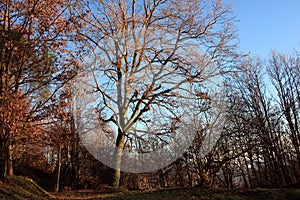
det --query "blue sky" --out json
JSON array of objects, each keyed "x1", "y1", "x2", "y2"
[{"x1": 232, "y1": 0, "x2": 300, "y2": 58}]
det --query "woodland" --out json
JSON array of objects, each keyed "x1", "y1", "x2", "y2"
[{"x1": 0, "y1": 0, "x2": 299, "y2": 198}]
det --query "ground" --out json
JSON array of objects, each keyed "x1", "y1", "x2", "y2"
[
  {"x1": 1, "y1": 176, "x2": 300, "y2": 200},
  {"x1": 52, "y1": 187, "x2": 300, "y2": 200},
  {"x1": 0, "y1": 176, "x2": 54, "y2": 200}
]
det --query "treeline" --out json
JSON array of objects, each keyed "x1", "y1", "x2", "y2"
[
  {"x1": 124, "y1": 53, "x2": 300, "y2": 189},
  {"x1": 5, "y1": 53, "x2": 300, "y2": 191},
  {"x1": 0, "y1": 0, "x2": 299, "y2": 192}
]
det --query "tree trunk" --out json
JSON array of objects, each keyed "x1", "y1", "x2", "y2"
[
  {"x1": 0, "y1": 135, "x2": 11, "y2": 179},
  {"x1": 159, "y1": 169, "x2": 166, "y2": 188},
  {"x1": 0, "y1": 138, "x2": 6, "y2": 180},
  {"x1": 55, "y1": 146, "x2": 62, "y2": 192},
  {"x1": 70, "y1": 114, "x2": 79, "y2": 189},
  {"x1": 51, "y1": 146, "x2": 55, "y2": 172},
  {"x1": 112, "y1": 128, "x2": 125, "y2": 188},
  {"x1": 7, "y1": 144, "x2": 13, "y2": 176}
]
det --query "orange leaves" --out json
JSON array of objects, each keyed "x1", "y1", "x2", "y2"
[
  {"x1": 0, "y1": 0, "x2": 78, "y2": 177},
  {"x1": 0, "y1": 91, "x2": 33, "y2": 137},
  {"x1": 196, "y1": 91, "x2": 209, "y2": 100},
  {"x1": 60, "y1": 40, "x2": 68, "y2": 46}
]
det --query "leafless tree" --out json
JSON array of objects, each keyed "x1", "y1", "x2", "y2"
[
  {"x1": 268, "y1": 52, "x2": 300, "y2": 184},
  {"x1": 73, "y1": 0, "x2": 237, "y2": 187}
]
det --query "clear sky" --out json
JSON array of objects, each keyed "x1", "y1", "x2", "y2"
[{"x1": 232, "y1": 0, "x2": 300, "y2": 58}]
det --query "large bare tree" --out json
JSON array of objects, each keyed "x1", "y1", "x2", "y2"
[{"x1": 73, "y1": 0, "x2": 237, "y2": 187}]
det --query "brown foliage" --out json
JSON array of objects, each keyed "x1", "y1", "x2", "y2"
[{"x1": 0, "y1": 0, "x2": 78, "y2": 179}]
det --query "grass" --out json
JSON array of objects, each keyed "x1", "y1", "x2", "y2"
[
  {"x1": 0, "y1": 176, "x2": 55, "y2": 200},
  {"x1": 53, "y1": 187, "x2": 300, "y2": 200},
  {"x1": 1, "y1": 176, "x2": 300, "y2": 200},
  {"x1": 238, "y1": 188, "x2": 300, "y2": 200}
]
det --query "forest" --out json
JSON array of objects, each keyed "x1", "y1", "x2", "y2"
[{"x1": 0, "y1": 0, "x2": 299, "y2": 199}]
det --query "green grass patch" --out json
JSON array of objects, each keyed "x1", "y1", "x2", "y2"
[
  {"x1": 69, "y1": 188, "x2": 300, "y2": 200},
  {"x1": 1, "y1": 177, "x2": 299, "y2": 200},
  {"x1": 0, "y1": 176, "x2": 55, "y2": 200},
  {"x1": 53, "y1": 187, "x2": 300, "y2": 200}
]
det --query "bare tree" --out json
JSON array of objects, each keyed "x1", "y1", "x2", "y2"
[
  {"x1": 268, "y1": 52, "x2": 300, "y2": 184},
  {"x1": 73, "y1": 0, "x2": 237, "y2": 187},
  {"x1": 218, "y1": 54, "x2": 299, "y2": 188}
]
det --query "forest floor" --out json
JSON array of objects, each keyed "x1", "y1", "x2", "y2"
[
  {"x1": 53, "y1": 187, "x2": 300, "y2": 200},
  {"x1": 1, "y1": 176, "x2": 300, "y2": 200}
]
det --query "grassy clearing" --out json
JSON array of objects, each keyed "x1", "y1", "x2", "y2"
[
  {"x1": 53, "y1": 187, "x2": 300, "y2": 200},
  {"x1": 104, "y1": 187, "x2": 300, "y2": 200},
  {"x1": 0, "y1": 176, "x2": 55, "y2": 200},
  {"x1": 1, "y1": 177, "x2": 299, "y2": 200}
]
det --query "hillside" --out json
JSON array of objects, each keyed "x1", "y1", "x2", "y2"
[{"x1": 0, "y1": 176, "x2": 55, "y2": 200}]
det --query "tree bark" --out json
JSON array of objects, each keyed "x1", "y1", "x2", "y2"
[
  {"x1": 0, "y1": 138, "x2": 6, "y2": 180},
  {"x1": 7, "y1": 144, "x2": 13, "y2": 176},
  {"x1": 0, "y1": 133, "x2": 11, "y2": 179},
  {"x1": 70, "y1": 114, "x2": 79, "y2": 189},
  {"x1": 112, "y1": 128, "x2": 125, "y2": 188},
  {"x1": 55, "y1": 146, "x2": 62, "y2": 192}
]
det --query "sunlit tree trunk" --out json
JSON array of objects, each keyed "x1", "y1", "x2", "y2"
[
  {"x1": 55, "y1": 145, "x2": 62, "y2": 192},
  {"x1": 7, "y1": 144, "x2": 13, "y2": 176},
  {"x1": 70, "y1": 114, "x2": 79, "y2": 189},
  {"x1": 112, "y1": 129, "x2": 125, "y2": 188}
]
